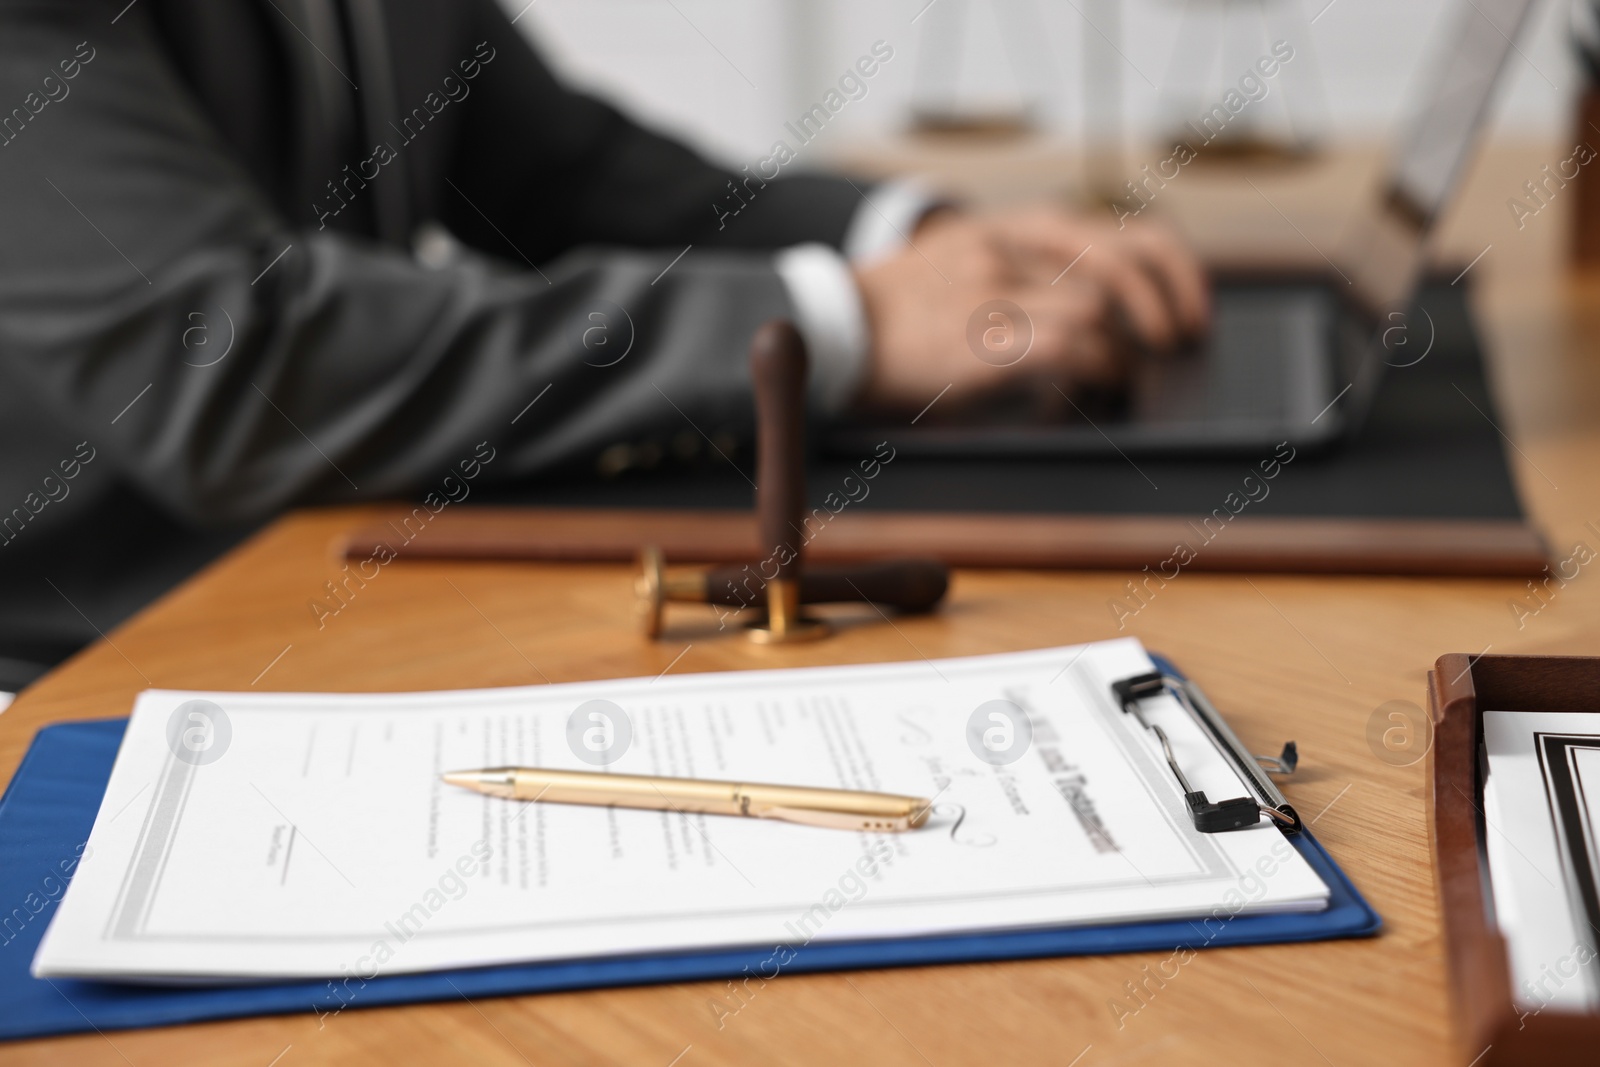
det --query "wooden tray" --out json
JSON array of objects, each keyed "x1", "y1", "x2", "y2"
[{"x1": 1429, "y1": 653, "x2": 1600, "y2": 1065}]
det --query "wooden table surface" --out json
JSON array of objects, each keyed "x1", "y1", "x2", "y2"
[{"x1": 3, "y1": 142, "x2": 1599, "y2": 1066}]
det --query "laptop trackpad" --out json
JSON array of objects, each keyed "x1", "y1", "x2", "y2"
[{"x1": 1134, "y1": 287, "x2": 1331, "y2": 428}]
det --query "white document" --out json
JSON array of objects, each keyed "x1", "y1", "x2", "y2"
[
  {"x1": 1484, "y1": 711, "x2": 1600, "y2": 1012},
  {"x1": 35, "y1": 638, "x2": 1327, "y2": 981}
]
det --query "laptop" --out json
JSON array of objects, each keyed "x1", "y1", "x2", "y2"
[{"x1": 826, "y1": 0, "x2": 1537, "y2": 458}]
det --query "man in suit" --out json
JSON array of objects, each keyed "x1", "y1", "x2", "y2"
[{"x1": 0, "y1": 0, "x2": 1206, "y2": 690}]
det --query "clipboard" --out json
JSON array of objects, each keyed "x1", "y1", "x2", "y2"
[
  {"x1": 1428, "y1": 653, "x2": 1600, "y2": 1065},
  {"x1": 0, "y1": 656, "x2": 1379, "y2": 1041}
]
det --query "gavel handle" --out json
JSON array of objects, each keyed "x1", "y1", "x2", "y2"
[
  {"x1": 701, "y1": 559, "x2": 948, "y2": 614},
  {"x1": 748, "y1": 320, "x2": 809, "y2": 581}
]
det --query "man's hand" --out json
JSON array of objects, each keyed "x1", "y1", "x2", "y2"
[{"x1": 850, "y1": 205, "x2": 1210, "y2": 416}]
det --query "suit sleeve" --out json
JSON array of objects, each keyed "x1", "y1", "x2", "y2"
[
  {"x1": 439, "y1": 0, "x2": 870, "y2": 261},
  {"x1": 0, "y1": 4, "x2": 796, "y2": 526}
]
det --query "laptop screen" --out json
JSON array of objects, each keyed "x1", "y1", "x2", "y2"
[
  {"x1": 1386, "y1": 0, "x2": 1539, "y2": 229},
  {"x1": 1347, "y1": 0, "x2": 1538, "y2": 313}
]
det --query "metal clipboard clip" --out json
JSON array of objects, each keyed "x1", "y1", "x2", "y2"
[{"x1": 1111, "y1": 671, "x2": 1303, "y2": 835}]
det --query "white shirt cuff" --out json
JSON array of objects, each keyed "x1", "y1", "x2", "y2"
[
  {"x1": 775, "y1": 179, "x2": 943, "y2": 414},
  {"x1": 841, "y1": 177, "x2": 943, "y2": 264},
  {"x1": 774, "y1": 243, "x2": 870, "y2": 415}
]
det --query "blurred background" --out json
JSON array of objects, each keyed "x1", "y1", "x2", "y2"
[
  {"x1": 508, "y1": 0, "x2": 1576, "y2": 169},
  {"x1": 502, "y1": 0, "x2": 1599, "y2": 432}
]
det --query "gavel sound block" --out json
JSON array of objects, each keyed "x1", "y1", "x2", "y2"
[{"x1": 637, "y1": 319, "x2": 951, "y2": 642}]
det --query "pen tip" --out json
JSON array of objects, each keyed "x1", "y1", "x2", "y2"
[
  {"x1": 441, "y1": 769, "x2": 518, "y2": 798},
  {"x1": 908, "y1": 800, "x2": 932, "y2": 829}
]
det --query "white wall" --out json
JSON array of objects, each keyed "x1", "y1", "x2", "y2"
[{"x1": 507, "y1": 0, "x2": 1583, "y2": 168}]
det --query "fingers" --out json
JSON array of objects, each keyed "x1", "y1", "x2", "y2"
[
  {"x1": 995, "y1": 210, "x2": 1211, "y2": 349},
  {"x1": 1079, "y1": 248, "x2": 1182, "y2": 351},
  {"x1": 1010, "y1": 280, "x2": 1124, "y2": 387},
  {"x1": 1119, "y1": 223, "x2": 1210, "y2": 338},
  {"x1": 852, "y1": 209, "x2": 1178, "y2": 416}
]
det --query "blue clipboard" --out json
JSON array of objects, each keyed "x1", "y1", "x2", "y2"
[{"x1": 0, "y1": 661, "x2": 1380, "y2": 1041}]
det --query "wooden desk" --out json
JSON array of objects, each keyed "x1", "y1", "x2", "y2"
[{"x1": 3, "y1": 143, "x2": 1599, "y2": 1066}]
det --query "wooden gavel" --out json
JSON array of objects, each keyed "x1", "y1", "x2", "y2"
[{"x1": 637, "y1": 319, "x2": 950, "y2": 642}]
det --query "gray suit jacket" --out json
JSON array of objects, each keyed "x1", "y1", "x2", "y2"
[{"x1": 0, "y1": 0, "x2": 868, "y2": 687}]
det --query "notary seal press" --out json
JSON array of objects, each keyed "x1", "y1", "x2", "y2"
[{"x1": 636, "y1": 319, "x2": 949, "y2": 642}]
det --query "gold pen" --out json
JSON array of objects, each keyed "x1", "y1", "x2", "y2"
[{"x1": 441, "y1": 767, "x2": 931, "y2": 832}]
